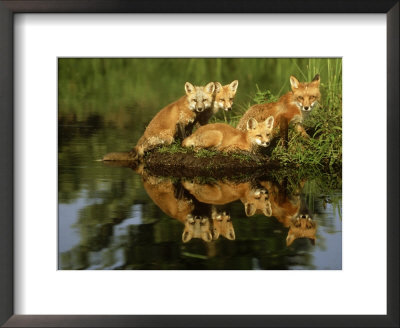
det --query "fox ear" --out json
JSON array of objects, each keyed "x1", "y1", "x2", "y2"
[
  {"x1": 265, "y1": 116, "x2": 274, "y2": 130},
  {"x1": 185, "y1": 82, "x2": 195, "y2": 95},
  {"x1": 226, "y1": 228, "x2": 236, "y2": 240},
  {"x1": 214, "y1": 82, "x2": 222, "y2": 93},
  {"x1": 290, "y1": 76, "x2": 300, "y2": 90},
  {"x1": 229, "y1": 80, "x2": 239, "y2": 93},
  {"x1": 312, "y1": 74, "x2": 320, "y2": 84},
  {"x1": 263, "y1": 201, "x2": 272, "y2": 217},
  {"x1": 246, "y1": 118, "x2": 258, "y2": 130},
  {"x1": 212, "y1": 227, "x2": 220, "y2": 240},
  {"x1": 245, "y1": 203, "x2": 256, "y2": 216},
  {"x1": 205, "y1": 82, "x2": 215, "y2": 94},
  {"x1": 202, "y1": 231, "x2": 213, "y2": 242},
  {"x1": 286, "y1": 233, "x2": 296, "y2": 246},
  {"x1": 182, "y1": 230, "x2": 192, "y2": 243}
]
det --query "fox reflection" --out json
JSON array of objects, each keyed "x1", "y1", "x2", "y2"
[
  {"x1": 182, "y1": 213, "x2": 213, "y2": 243},
  {"x1": 182, "y1": 180, "x2": 272, "y2": 217},
  {"x1": 261, "y1": 180, "x2": 317, "y2": 246},
  {"x1": 140, "y1": 171, "x2": 234, "y2": 243},
  {"x1": 139, "y1": 163, "x2": 315, "y2": 245},
  {"x1": 211, "y1": 207, "x2": 235, "y2": 241}
]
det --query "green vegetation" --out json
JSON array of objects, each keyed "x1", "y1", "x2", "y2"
[
  {"x1": 157, "y1": 141, "x2": 189, "y2": 154},
  {"x1": 59, "y1": 58, "x2": 333, "y2": 123}
]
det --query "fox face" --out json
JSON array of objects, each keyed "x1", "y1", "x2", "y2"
[
  {"x1": 290, "y1": 74, "x2": 321, "y2": 112},
  {"x1": 182, "y1": 214, "x2": 213, "y2": 243},
  {"x1": 214, "y1": 80, "x2": 239, "y2": 112},
  {"x1": 244, "y1": 188, "x2": 273, "y2": 217},
  {"x1": 246, "y1": 116, "x2": 275, "y2": 148},
  {"x1": 185, "y1": 82, "x2": 215, "y2": 113},
  {"x1": 286, "y1": 214, "x2": 317, "y2": 246},
  {"x1": 212, "y1": 211, "x2": 235, "y2": 241}
]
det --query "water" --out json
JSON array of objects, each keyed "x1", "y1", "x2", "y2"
[{"x1": 58, "y1": 58, "x2": 342, "y2": 270}]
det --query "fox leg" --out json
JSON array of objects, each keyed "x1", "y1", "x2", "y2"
[
  {"x1": 134, "y1": 145, "x2": 145, "y2": 158},
  {"x1": 294, "y1": 123, "x2": 309, "y2": 138},
  {"x1": 279, "y1": 117, "x2": 289, "y2": 148},
  {"x1": 139, "y1": 132, "x2": 174, "y2": 154},
  {"x1": 194, "y1": 130, "x2": 223, "y2": 150},
  {"x1": 177, "y1": 122, "x2": 194, "y2": 140},
  {"x1": 158, "y1": 131, "x2": 175, "y2": 145}
]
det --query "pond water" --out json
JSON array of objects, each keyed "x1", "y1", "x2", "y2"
[
  {"x1": 58, "y1": 122, "x2": 342, "y2": 270},
  {"x1": 58, "y1": 58, "x2": 342, "y2": 270}
]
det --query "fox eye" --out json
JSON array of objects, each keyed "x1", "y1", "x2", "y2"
[
  {"x1": 229, "y1": 98, "x2": 233, "y2": 101},
  {"x1": 298, "y1": 96, "x2": 304, "y2": 101},
  {"x1": 266, "y1": 133, "x2": 270, "y2": 137},
  {"x1": 256, "y1": 134, "x2": 262, "y2": 137},
  {"x1": 309, "y1": 96, "x2": 315, "y2": 100},
  {"x1": 193, "y1": 99, "x2": 197, "y2": 103}
]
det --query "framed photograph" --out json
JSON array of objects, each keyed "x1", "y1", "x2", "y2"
[{"x1": 0, "y1": 1, "x2": 398, "y2": 327}]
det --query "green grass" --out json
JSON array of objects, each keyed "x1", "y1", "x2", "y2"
[
  {"x1": 193, "y1": 148, "x2": 221, "y2": 158},
  {"x1": 58, "y1": 58, "x2": 325, "y2": 123},
  {"x1": 157, "y1": 141, "x2": 189, "y2": 154}
]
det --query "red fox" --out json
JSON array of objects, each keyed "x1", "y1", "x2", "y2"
[
  {"x1": 260, "y1": 180, "x2": 316, "y2": 246},
  {"x1": 286, "y1": 213, "x2": 316, "y2": 247},
  {"x1": 195, "y1": 80, "x2": 239, "y2": 126},
  {"x1": 182, "y1": 180, "x2": 272, "y2": 218},
  {"x1": 237, "y1": 74, "x2": 320, "y2": 146},
  {"x1": 211, "y1": 208, "x2": 235, "y2": 241},
  {"x1": 182, "y1": 117, "x2": 274, "y2": 153},
  {"x1": 139, "y1": 171, "x2": 214, "y2": 243},
  {"x1": 102, "y1": 81, "x2": 215, "y2": 161},
  {"x1": 182, "y1": 214, "x2": 213, "y2": 243}
]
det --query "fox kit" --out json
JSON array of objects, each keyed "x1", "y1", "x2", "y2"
[
  {"x1": 211, "y1": 208, "x2": 235, "y2": 241},
  {"x1": 261, "y1": 179, "x2": 316, "y2": 246},
  {"x1": 286, "y1": 212, "x2": 316, "y2": 247},
  {"x1": 182, "y1": 180, "x2": 272, "y2": 218},
  {"x1": 195, "y1": 80, "x2": 239, "y2": 126},
  {"x1": 139, "y1": 172, "x2": 214, "y2": 243},
  {"x1": 237, "y1": 74, "x2": 321, "y2": 146},
  {"x1": 102, "y1": 82, "x2": 215, "y2": 161},
  {"x1": 182, "y1": 117, "x2": 274, "y2": 153},
  {"x1": 182, "y1": 214, "x2": 213, "y2": 243}
]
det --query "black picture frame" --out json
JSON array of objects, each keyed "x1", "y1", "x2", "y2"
[{"x1": 0, "y1": 1, "x2": 398, "y2": 327}]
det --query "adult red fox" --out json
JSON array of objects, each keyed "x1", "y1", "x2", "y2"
[
  {"x1": 182, "y1": 117, "x2": 274, "y2": 153},
  {"x1": 237, "y1": 74, "x2": 321, "y2": 146},
  {"x1": 195, "y1": 80, "x2": 239, "y2": 126},
  {"x1": 103, "y1": 81, "x2": 215, "y2": 161}
]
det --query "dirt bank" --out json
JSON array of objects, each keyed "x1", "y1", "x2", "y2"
[{"x1": 103, "y1": 149, "x2": 280, "y2": 178}]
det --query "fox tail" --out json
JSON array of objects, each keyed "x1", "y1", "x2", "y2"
[{"x1": 102, "y1": 146, "x2": 140, "y2": 162}]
